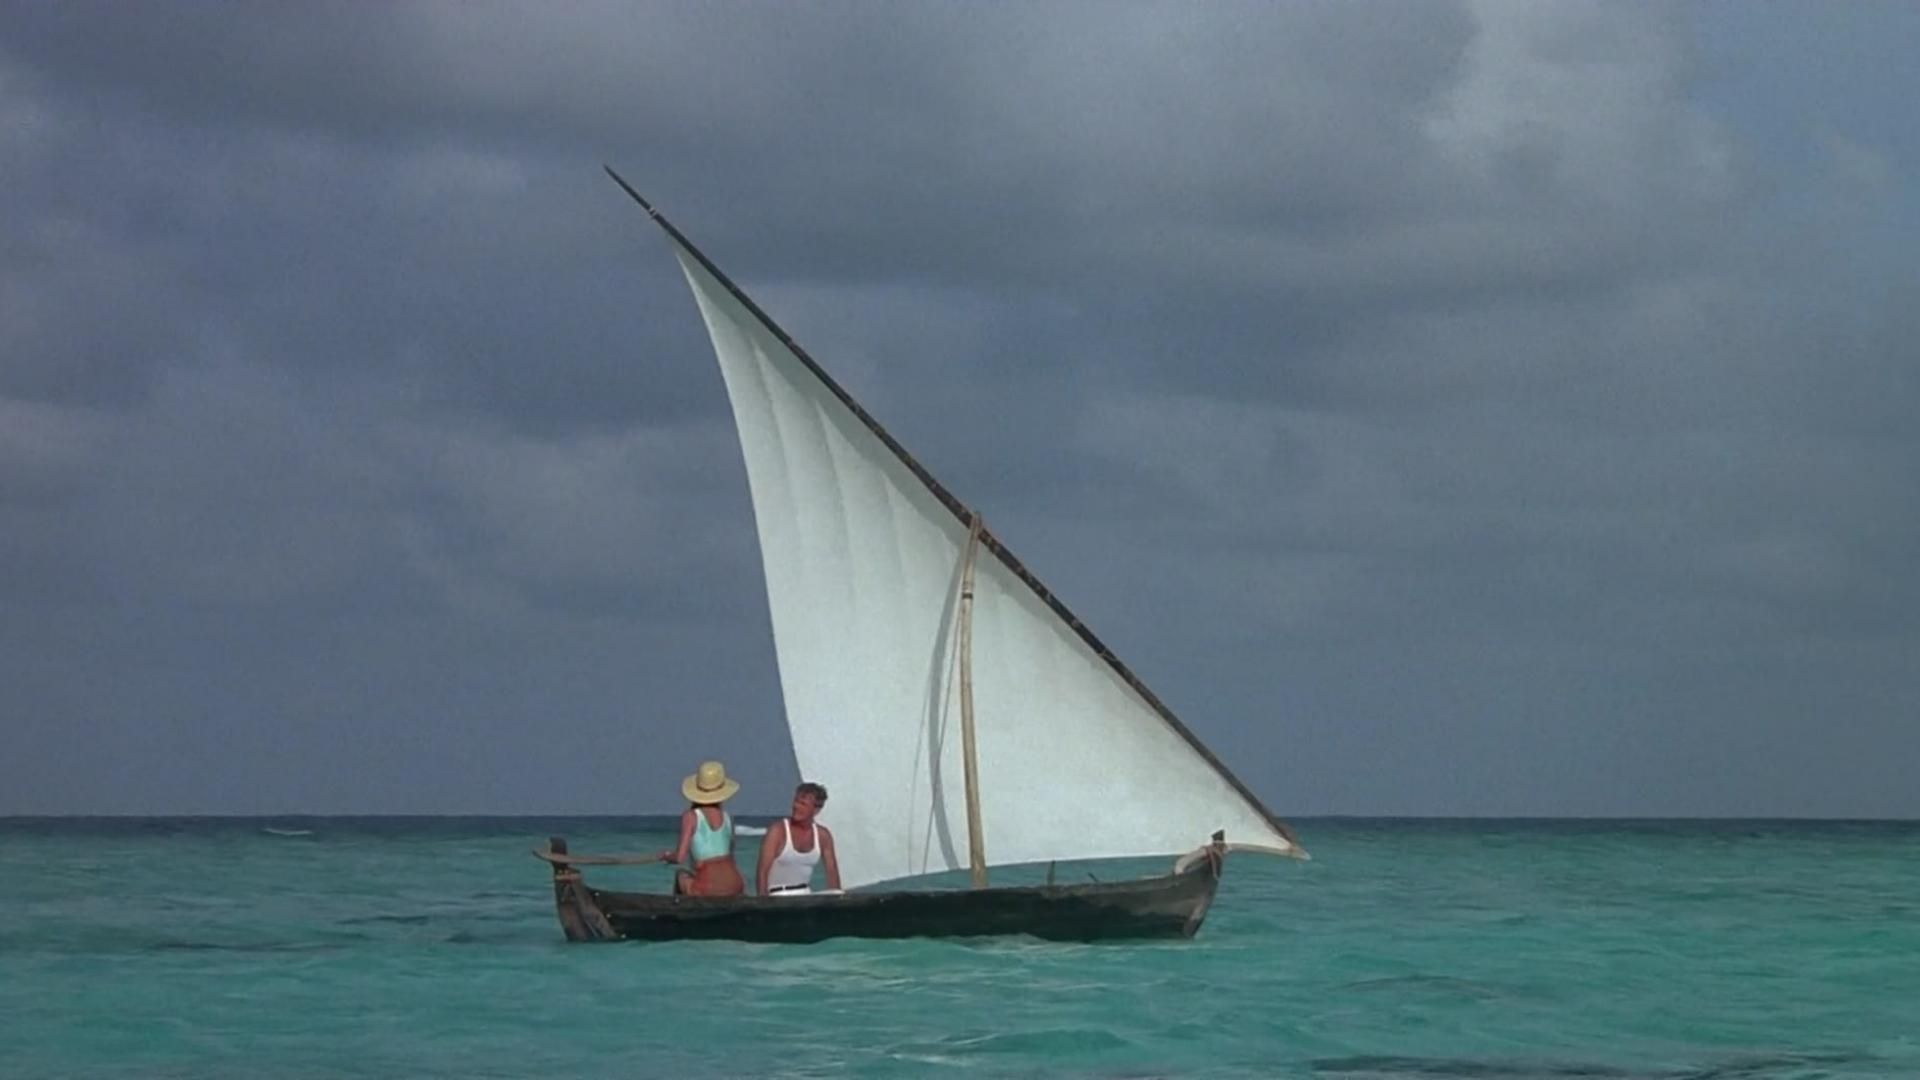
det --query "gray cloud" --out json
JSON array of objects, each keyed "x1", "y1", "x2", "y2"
[{"x1": 2, "y1": 2, "x2": 1915, "y2": 817}]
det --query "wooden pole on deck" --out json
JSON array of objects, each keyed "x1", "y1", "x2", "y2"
[{"x1": 958, "y1": 513, "x2": 989, "y2": 889}]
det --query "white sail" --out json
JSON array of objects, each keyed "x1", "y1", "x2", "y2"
[{"x1": 661, "y1": 224, "x2": 1300, "y2": 892}]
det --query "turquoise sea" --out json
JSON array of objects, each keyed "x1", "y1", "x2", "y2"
[{"x1": 1, "y1": 818, "x2": 1915, "y2": 1078}]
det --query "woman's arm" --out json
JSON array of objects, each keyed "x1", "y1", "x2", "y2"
[
  {"x1": 661, "y1": 809, "x2": 695, "y2": 865},
  {"x1": 820, "y1": 826, "x2": 842, "y2": 891},
  {"x1": 755, "y1": 819, "x2": 785, "y2": 895}
]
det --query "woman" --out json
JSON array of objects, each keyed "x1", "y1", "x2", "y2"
[{"x1": 658, "y1": 760, "x2": 745, "y2": 897}]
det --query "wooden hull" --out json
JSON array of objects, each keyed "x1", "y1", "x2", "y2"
[{"x1": 545, "y1": 838, "x2": 1226, "y2": 944}]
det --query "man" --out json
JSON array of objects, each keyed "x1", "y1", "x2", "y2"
[{"x1": 756, "y1": 781, "x2": 843, "y2": 896}]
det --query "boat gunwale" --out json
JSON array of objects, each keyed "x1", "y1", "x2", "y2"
[{"x1": 584, "y1": 861, "x2": 1213, "y2": 912}]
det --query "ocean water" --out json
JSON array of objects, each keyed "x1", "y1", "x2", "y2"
[{"x1": 0, "y1": 819, "x2": 1915, "y2": 1079}]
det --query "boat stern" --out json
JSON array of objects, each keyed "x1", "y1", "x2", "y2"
[{"x1": 545, "y1": 837, "x2": 620, "y2": 942}]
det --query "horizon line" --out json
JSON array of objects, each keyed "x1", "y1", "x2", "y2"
[{"x1": 3, "y1": 812, "x2": 1916, "y2": 823}]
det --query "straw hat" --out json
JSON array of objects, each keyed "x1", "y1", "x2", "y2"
[{"x1": 682, "y1": 760, "x2": 740, "y2": 805}]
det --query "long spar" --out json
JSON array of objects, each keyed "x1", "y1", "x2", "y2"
[{"x1": 957, "y1": 513, "x2": 988, "y2": 889}]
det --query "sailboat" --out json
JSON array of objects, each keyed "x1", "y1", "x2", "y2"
[{"x1": 535, "y1": 168, "x2": 1307, "y2": 944}]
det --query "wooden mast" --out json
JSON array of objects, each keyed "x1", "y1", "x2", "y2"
[{"x1": 957, "y1": 512, "x2": 988, "y2": 888}]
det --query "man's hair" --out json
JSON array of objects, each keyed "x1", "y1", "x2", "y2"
[{"x1": 796, "y1": 782, "x2": 828, "y2": 807}]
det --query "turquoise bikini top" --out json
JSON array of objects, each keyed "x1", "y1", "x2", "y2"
[{"x1": 690, "y1": 809, "x2": 732, "y2": 862}]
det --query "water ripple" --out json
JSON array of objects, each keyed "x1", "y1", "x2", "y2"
[{"x1": 2, "y1": 818, "x2": 1916, "y2": 1078}]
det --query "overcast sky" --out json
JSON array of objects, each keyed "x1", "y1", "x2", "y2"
[{"x1": 3, "y1": 2, "x2": 1915, "y2": 818}]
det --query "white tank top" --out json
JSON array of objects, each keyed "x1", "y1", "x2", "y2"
[{"x1": 766, "y1": 819, "x2": 822, "y2": 892}]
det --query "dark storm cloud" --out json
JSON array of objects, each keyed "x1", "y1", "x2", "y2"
[{"x1": 2, "y1": 2, "x2": 1915, "y2": 816}]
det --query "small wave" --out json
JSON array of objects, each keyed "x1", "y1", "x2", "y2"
[
  {"x1": 341, "y1": 909, "x2": 533, "y2": 928},
  {"x1": 149, "y1": 940, "x2": 345, "y2": 954},
  {"x1": 444, "y1": 929, "x2": 546, "y2": 945},
  {"x1": 1317, "y1": 1057, "x2": 1634, "y2": 1078},
  {"x1": 337, "y1": 913, "x2": 434, "y2": 926},
  {"x1": 261, "y1": 827, "x2": 315, "y2": 837},
  {"x1": 1681, "y1": 1051, "x2": 1865, "y2": 1079},
  {"x1": 892, "y1": 1027, "x2": 1135, "y2": 1058},
  {"x1": 1341, "y1": 974, "x2": 1505, "y2": 1000},
  {"x1": 1312, "y1": 1050, "x2": 1865, "y2": 1080}
]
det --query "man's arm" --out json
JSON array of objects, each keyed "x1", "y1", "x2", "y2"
[
  {"x1": 820, "y1": 826, "x2": 842, "y2": 891},
  {"x1": 755, "y1": 819, "x2": 784, "y2": 895}
]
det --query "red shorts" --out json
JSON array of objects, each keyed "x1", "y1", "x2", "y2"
[{"x1": 679, "y1": 857, "x2": 745, "y2": 897}]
